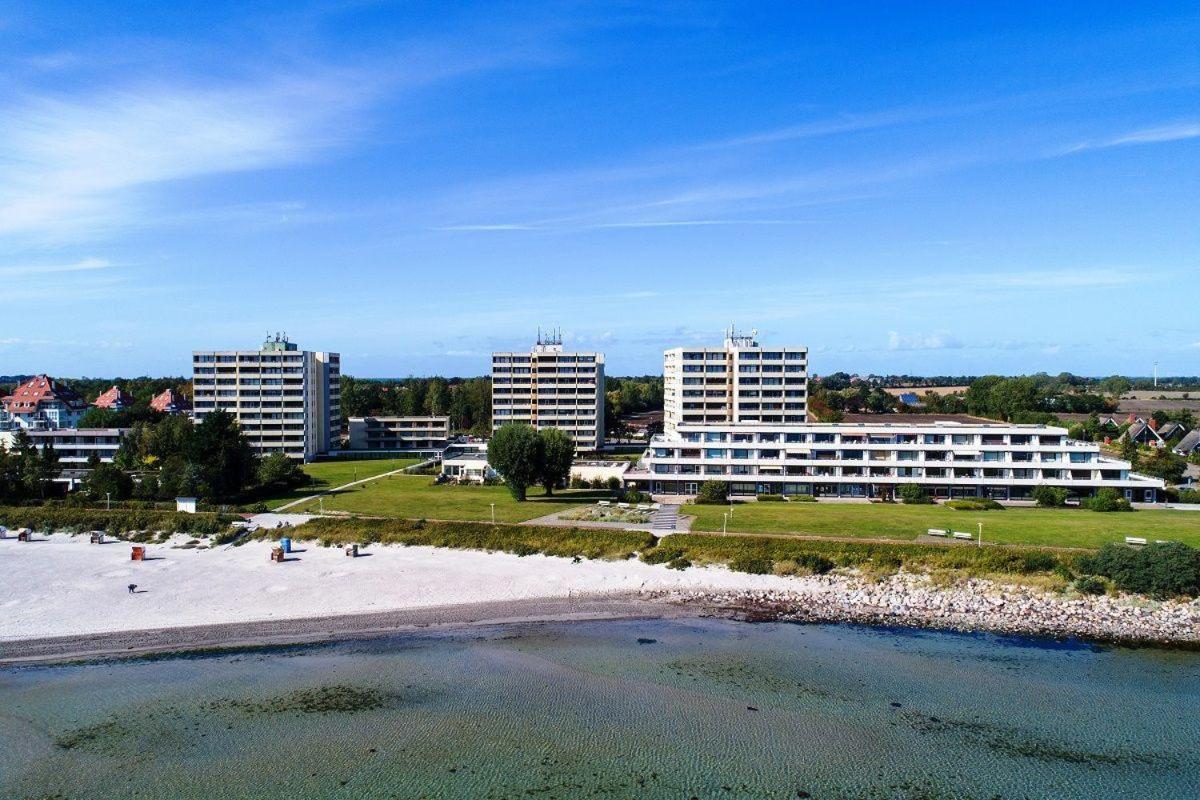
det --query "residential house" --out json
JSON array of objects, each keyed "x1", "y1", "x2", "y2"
[
  {"x1": 0, "y1": 375, "x2": 88, "y2": 431},
  {"x1": 93, "y1": 385, "x2": 134, "y2": 410}
]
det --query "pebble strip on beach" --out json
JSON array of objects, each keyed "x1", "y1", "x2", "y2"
[{"x1": 646, "y1": 572, "x2": 1200, "y2": 645}]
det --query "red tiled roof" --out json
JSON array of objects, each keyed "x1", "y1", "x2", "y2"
[
  {"x1": 93, "y1": 385, "x2": 134, "y2": 409},
  {"x1": 2, "y1": 375, "x2": 86, "y2": 414},
  {"x1": 150, "y1": 388, "x2": 191, "y2": 413}
]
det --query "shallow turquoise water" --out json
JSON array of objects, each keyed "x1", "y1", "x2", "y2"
[{"x1": 1, "y1": 619, "x2": 1197, "y2": 799}]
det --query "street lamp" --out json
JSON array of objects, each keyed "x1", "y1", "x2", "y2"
[
  {"x1": 723, "y1": 512, "x2": 728, "y2": 534},
  {"x1": 490, "y1": 503, "x2": 496, "y2": 525},
  {"x1": 106, "y1": 492, "x2": 111, "y2": 511},
  {"x1": 977, "y1": 521, "x2": 983, "y2": 548}
]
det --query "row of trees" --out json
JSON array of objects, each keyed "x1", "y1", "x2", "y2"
[
  {"x1": 105, "y1": 411, "x2": 307, "y2": 503},
  {"x1": 0, "y1": 431, "x2": 61, "y2": 502},
  {"x1": 486, "y1": 425, "x2": 575, "y2": 501}
]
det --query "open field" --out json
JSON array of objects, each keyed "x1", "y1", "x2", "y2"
[
  {"x1": 287, "y1": 472, "x2": 608, "y2": 522},
  {"x1": 263, "y1": 458, "x2": 420, "y2": 509},
  {"x1": 684, "y1": 501, "x2": 1200, "y2": 549}
]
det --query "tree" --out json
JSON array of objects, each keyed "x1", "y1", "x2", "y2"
[
  {"x1": 1033, "y1": 485, "x2": 1069, "y2": 507},
  {"x1": 899, "y1": 483, "x2": 931, "y2": 504},
  {"x1": 537, "y1": 428, "x2": 575, "y2": 496},
  {"x1": 258, "y1": 452, "x2": 308, "y2": 493},
  {"x1": 487, "y1": 424, "x2": 544, "y2": 501},
  {"x1": 85, "y1": 462, "x2": 133, "y2": 502},
  {"x1": 1120, "y1": 435, "x2": 1139, "y2": 469},
  {"x1": 1138, "y1": 449, "x2": 1187, "y2": 484},
  {"x1": 695, "y1": 480, "x2": 729, "y2": 504},
  {"x1": 187, "y1": 409, "x2": 258, "y2": 501}
]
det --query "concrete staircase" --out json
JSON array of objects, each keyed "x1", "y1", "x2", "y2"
[{"x1": 650, "y1": 503, "x2": 680, "y2": 534}]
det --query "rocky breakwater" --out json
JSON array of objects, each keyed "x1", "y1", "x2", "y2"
[{"x1": 644, "y1": 573, "x2": 1200, "y2": 646}]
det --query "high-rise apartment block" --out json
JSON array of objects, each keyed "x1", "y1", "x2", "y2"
[
  {"x1": 192, "y1": 335, "x2": 340, "y2": 462},
  {"x1": 492, "y1": 331, "x2": 605, "y2": 450},
  {"x1": 663, "y1": 328, "x2": 808, "y2": 434}
]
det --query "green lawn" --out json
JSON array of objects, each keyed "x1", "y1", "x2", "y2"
[
  {"x1": 684, "y1": 501, "x2": 1200, "y2": 549},
  {"x1": 262, "y1": 458, "x2": 421, "y2": 509},
  {"x1": 288, "y1": 472, "x2": 609, "y2": 523}
]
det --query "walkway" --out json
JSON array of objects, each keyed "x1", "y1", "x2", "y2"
[{"x1": 651, "y1": 503, "x2": 681, "y2": 535}]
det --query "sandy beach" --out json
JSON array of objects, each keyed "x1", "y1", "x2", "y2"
[{"x1": 3, "y1": 532, "x2": 1198, "y2": 664}]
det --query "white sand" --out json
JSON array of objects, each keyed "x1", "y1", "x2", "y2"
[{"x1": 0, "y1": 533, "x2": 801, "y2": 641}]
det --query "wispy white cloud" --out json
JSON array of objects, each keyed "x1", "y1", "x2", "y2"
[
  {"x1": 887, "y1": 330, "x2": 963, "y2": 351},
  {"x1": 0, "y1": 75, "x2": 375, "y2": 243},
  {"x1": 1060, "y1": 122, "x2": 1200, "y2": 154},
  {"x1": 0, "y1": 256, "x2": 111, "y2": 277}
]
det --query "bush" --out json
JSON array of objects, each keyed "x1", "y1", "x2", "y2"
[
  {"x1": 569, "y1": 477, "x2": 587, "y2": 490},
  {"x1": 1177, "y1": 489, "x2": 1200, "y2": 505},
  {"x1": 899, "y1": 484, "x2": 933, "y2": 505},
  {"x1": 756, "y1": 493, "x2": 786, "y2": 502},
  {"x1": 640, "y1": 545, "x2": 686, "y2": 565},
  {"x1": 1073, "y1": 575, "x2": 1107, "y2": 596},
  {"x1": 1076, "y1": 541, "x2": 1200, "y2": 598},
  {"x1": 790, "y1": 494, "x2": 817, "y2": 503},
  {"x1": 621, "y1": 489, "x2": 649, "y2": 504},
  {"x1": 1081, "y1": 488, "x2": 1133, "y2": 513},
  {"x1": 606, "y1": 476, "x2": 622, "y2": 493},
  {"x1": 666, "y1": 557, "x2": 691, "y2": 571},
  {"x1": 945, "y1": 498, "x2": 1004, "y2": 511},
  {"x1": 695, "y1": 480, "x2": 729, "y2": 505},
  {"x1": 1033, "y1": 486, "x2": 1069, "y2": 508},
  {"x1": 728, "y1": 554, "x2": 774, "y2": 574},
  {"x1": 0, "y1": 506, "x2": 235, "y2": 536}
]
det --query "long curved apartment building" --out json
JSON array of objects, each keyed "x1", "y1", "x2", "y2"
[{"x1": 627, "y1": 421, "x2": 1163, "y2": 502}]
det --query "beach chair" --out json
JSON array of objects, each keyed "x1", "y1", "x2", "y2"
[
  {"x1": 926, "y1": 528, "x2": 948, "y2": 537},
  {"x1": 952, "y1": 531, "x2": 973, "y2": 541}
]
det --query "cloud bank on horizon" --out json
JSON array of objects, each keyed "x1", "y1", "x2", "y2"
[{"x1": 0, "y1": 1, "x2": 1196, "y2": 377}]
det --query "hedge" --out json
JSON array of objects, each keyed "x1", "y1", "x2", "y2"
[{"x1": 0, "y1": 506, "x2": 236, "y2": 536}]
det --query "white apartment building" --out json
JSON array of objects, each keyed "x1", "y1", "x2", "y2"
[
  {"x1": 192, "y1": 335, "x2": 340, "y2": 462},
  {"x1": 629, "y1": 421, "x2": 1164, "y2": 502},
  {"x1": 348, "y1": 416, "x2": 450, "y2": 451},
  {"x1": 663, "y1": 328, "x2": 808, "y2": 434},
  {"x1": 0, "y1": 427, "x2": 128, "y2": 490},
  {"x1": 492, "y1": 332, "x2": 605, "y2": 450}
]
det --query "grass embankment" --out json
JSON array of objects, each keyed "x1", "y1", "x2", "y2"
[
  {"x1": 286, "y1": 473, "x2": 609, "y2": 522},
  {"x1": 0, "y1": 506, "x2": 236, "y2": 536},
  {"x1": 260, "y1": 517, "x2": 656, "y2": 560},
  {"x1": 684, "y1": 502, "x2": 1200, "y2": 549},
  {"x1": 258, "y1": 517, "x2": 1082, "y2": 584},
  {"x1": 262, "y1": 458, "x2": 422, "y2": 509}
]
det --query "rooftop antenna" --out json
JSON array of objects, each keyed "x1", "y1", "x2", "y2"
[{"x1": 1154, "y1": 361, "x2": 1158, "y2": 388}]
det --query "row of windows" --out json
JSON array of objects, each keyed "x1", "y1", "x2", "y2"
[{"x1": 675, "y1": 431, "x2": 1062, "y2": 446}]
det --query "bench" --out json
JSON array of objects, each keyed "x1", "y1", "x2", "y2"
[
  {"x1": 617, "y1": 502, "x2": 631, "y2": 509},
  {"x1": 1125, "y1": 537, "x2": 1148, "y2": 546},
  {"x1": 926, "y1": 528, "x2": 948, "y2": 537},
  {"x1": 952, "y1": 531, "x2": 974, "y2": 541},
  {"x1": 597, "y1": 500, "x2": 611, "y2": 507},
  {"x1": 636, "y1": 504, "x2": 651, "y2": 511},
  {"x1": 650, "y1": 503, "x2": 661, "y2": 510}
]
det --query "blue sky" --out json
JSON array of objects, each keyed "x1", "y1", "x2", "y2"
[{"x1": 1, "y1": 1, "x2": 1197, "y2": 378}]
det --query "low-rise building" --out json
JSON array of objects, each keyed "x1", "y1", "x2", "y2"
[
  {"x1": 1, "y1": 375, "x2": 88, "y2": 431},
  {"x1": 93, "y1": 385, "x2": 134, "y2": 410},
  {"x1": 150, "y1": 388, "x2": 191, "y2": 415},
  {"x1": 0, "y1": 427, "x2": 128, "y2": 490},
  {"x1": 441, "y1": 451, "x2": 497, "y2": 483},
  {"x1": 628, "y1": 421, "x2": 1163, "y2": 503},
  {"x1": 348, "y1": 416, "x2": 450, "y2": 451}
]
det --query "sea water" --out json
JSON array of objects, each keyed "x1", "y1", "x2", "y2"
[{"x1": 1, "y1": 619, "x2": 1197, "y2": 799}]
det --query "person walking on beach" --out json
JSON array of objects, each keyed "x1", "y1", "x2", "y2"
[{"x1": 127, "y1": 583, "x2": 137, "y2": 594}]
